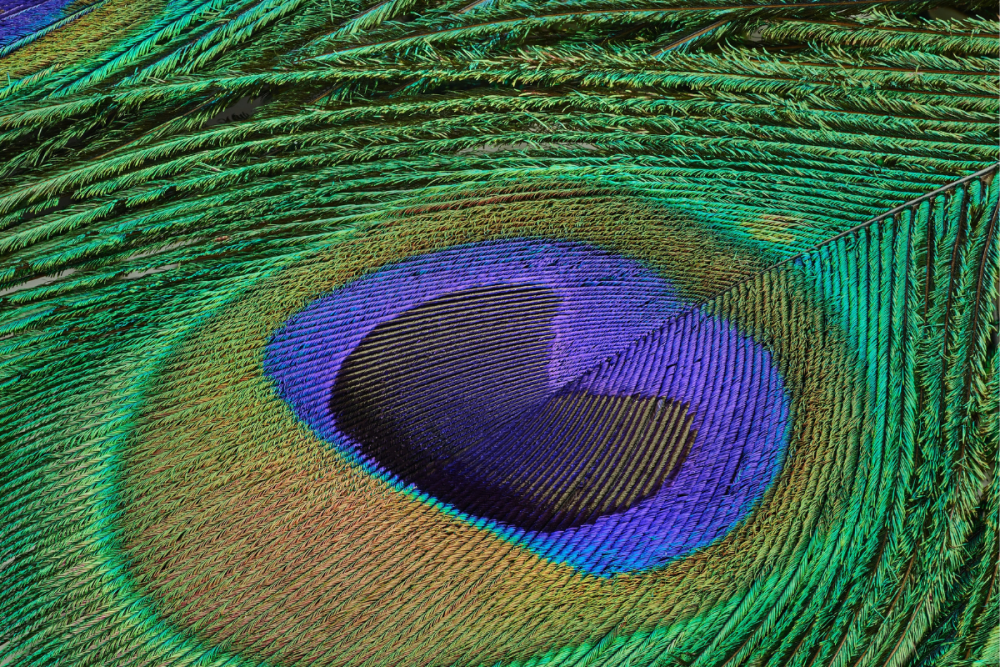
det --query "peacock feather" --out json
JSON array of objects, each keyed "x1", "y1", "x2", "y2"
[{"x1": 0, "y1": 0, "x2": 997, "y2": 665}]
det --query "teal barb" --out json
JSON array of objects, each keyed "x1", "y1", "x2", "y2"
[{"x1": 0, "y1": 0, "x2": 998, "y2": 665}]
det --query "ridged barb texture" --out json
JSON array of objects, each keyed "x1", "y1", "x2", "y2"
[{"x1": 0, "y1": 0, "x2": 997, "y2": 666}]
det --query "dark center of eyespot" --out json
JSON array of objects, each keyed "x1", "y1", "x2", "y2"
[{"x1": 330, "y1": 283, "x2": 696, "y2": 532}]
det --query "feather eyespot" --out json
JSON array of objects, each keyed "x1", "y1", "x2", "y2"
[{"x1": 266, "y1": 239, "x2": 791, "y2": 574}]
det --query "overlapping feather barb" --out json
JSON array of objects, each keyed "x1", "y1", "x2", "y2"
[{"x1": 0, "y1": 0, "x2": 997, "y2": 665}]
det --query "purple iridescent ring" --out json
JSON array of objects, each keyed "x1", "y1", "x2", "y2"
[{"x1": 265, "y1": 239, "x2": 790, "y2": 575}]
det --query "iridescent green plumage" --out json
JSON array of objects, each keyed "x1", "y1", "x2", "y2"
[{"x1": 0, "y1": 1, "x2": 997, "y2": 666}]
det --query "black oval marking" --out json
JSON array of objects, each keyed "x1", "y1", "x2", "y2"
[{"x1": 331, "y1": 284, "x2": 694, "y2": 532}]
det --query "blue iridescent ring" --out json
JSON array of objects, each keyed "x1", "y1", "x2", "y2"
[{"x1": 266, "y1": 239, "x2": 790, "y2": 575}]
